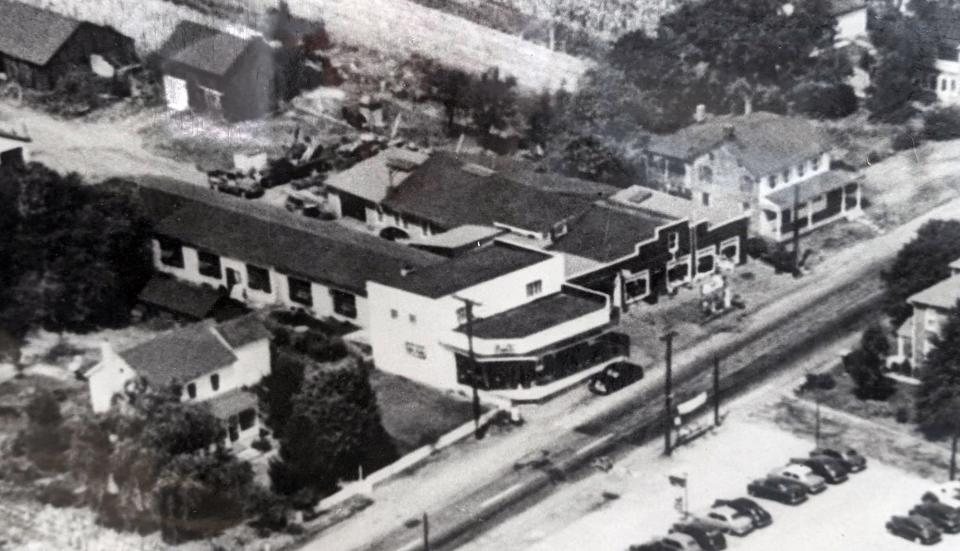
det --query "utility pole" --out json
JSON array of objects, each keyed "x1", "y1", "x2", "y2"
[
  {"x1": 455, "y1": 295, "x2": 484, "y2": 438},
  {"x1": 422, "y1": 512, "x2": 430, "y2": 551},
  {"x1": 662, "y1": 330, "x2": 678, "y2": 457},
  {"x1": 713, "y1": 356, "x2": 721, "y2": 426},
  {"x1": 815, "y1": 393, "x2": 821, "y2": 448},
  {"x1": 951, "y1": 432, "x2": 958, "y2": 481},
  {"x1": 792, "y1": 184, "x2": 801, "y2": 276}
]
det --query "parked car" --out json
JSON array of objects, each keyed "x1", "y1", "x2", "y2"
[
  {"x1": 629, "y1": 541, "x2": 669, "y2": 551},
  {"x1": 768, "y1": 464, "x2": 827, "y2": 494},
  {"x1": 910, "y1": 502, "x2": 960, "y2": 534},
  {"x1": 886, "y1": 514, "x2": 943, "y2": 545},
  {"x1": 746, "y1": 477, "x2": 807, "y2": 505},
  {"x1": 694, "y1": 505, "x2": 754, "y2": 536},
  {"x1": 810, "y1": 447, "x2": 867, "y2": 472},
  {"x1": 922, "y1": 481, "x2": 960, "y2": 509},
  {"x1": 588, "y1": 361, "x2": 644, "y2": 395},
  {"x1": 207, "y1": 170, "x2": 264, "y2": 199},
  {"x1": 671, "y1": 519, "x2": 727, "y2": 550},
  {"x1": 658, "y1": 532, "x2": 705, "y2": 551},
  {"x1": 789, "y1": 456, "x2": 848, "y2": 484},
  {"x1": 712, "y1": 498, "x2": 772, "y2": 528}
]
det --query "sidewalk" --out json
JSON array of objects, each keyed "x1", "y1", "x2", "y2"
[{"x1": 299, "y1": 194, "x2": 960, "y2": 551}]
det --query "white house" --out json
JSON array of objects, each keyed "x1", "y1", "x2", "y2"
[
  {"x1": 829, "y1": 0, "x2": 869, "y2": 46},
  {"x1": 893, "y1": 260, "x2": 960, "y2": 372},
  {"x1": 87, "y1": 314, "x2": 271, "y2": 446},
  {"x1": 367, "y1": 240, "x2": 628, "y2": 395}
]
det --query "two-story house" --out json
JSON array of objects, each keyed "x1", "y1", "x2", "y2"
[
  {"x1": 367, "y1": 241, "x2": 628, "y2": 395},
  {"x1": 643, "y1": 112, "x2": 862, "y2": 242},
  {"x1": 87, "y1": 314, "x2": 270, "y2": 446},
  {"x1": 893, "y1": 257, "x2": 960, "y2": 371}
]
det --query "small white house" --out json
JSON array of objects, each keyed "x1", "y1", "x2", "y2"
[
  {"x1": 893, "y1": 267, "x2": 960, "y2": 372},
  {"x1": 87, "y1": 314, "x2": 271, "y2": 446}
]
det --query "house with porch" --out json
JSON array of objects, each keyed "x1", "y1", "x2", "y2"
[
  {"x1": 893, "y1": 259, "x2": 960, "y2": 372},
  {"x1": 643, "y1": 112, "x2": 862, "y2": 242},
  {"x1": 87, "y1": 314, "x2": 270, "y2": 447},
  {"x1": 367, "y1": 240, "x2": 628, "y2": 395},
  {"x1": 157, "y1": 21, "x2": 275, "y2": 120}
]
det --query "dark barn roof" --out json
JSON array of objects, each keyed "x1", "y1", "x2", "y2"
[
  {"x1": 383, "y1": 153, "x2": 593, "y2": 234},
  {"x1": 158, "y1": 20, "x2": 255, "y2": 77},
  {"x1": 0, "y1": 1, "x2": 81, "y2": 66},
  {"x1": 549, "y1": 205, "x2": 672, "y2": 263}
]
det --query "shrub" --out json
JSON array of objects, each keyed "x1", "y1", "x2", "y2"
[
  {"x1": 892, "y1": 130, "x2": 921, "y2": 151},
  {"x1": 789, "y1": 82, "x2": 858, "y2": 120},
  {"x1": 896, "y1": 406, "x2": 910, "y2": 424},
  {"x1": 805, "y1": 373, "x2": 837, "y2": 391},
  {"x1": 923, "y1": 107, "x2": 960, "y2": 141}
]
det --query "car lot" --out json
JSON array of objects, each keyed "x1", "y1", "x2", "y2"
[{"x1": 468, "y1": 418, "x2": 944, "y2": 551}]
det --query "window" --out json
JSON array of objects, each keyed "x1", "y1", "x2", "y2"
[
  {"x1": 667, "y1": 232, "x2": 680, "y2": 252},
  {"x1": 697, "y1": 247, "x2": 716, "y2": 274},
  {"x1": 405, "y1": 342, "x2": 427, "y2": 359},
  {"x1": 797, "y1": 162, "x2": 805, "y2": 178},
  {"x1": 158, "y1": 237, "x2": 184, "y2": 268},
  {"x1": 667, "y1": 258, "x2": 690, "y2": 284},
  {"x1": 702, "y1": 192, "x2": 710, "y2": 206},
  {"x1": 197, "y1": 250, "x2": 221, "y2": 278},
  {"x1": 812, "y1": 156, "x2": 820, "y2": 171},
  {"x1": 390, "y1": 309, "x2": 398, "y2": 319},
  {"x1": 624, "y1": 271, "x2": 650, "y2": 303},
  {"x1": 782, "y1": 169, "x2": 790, "y2": 183},
  {"x1": 707, "y1": 152, "x2": 714, "y2": 161},
  {"x1": 742, "y1": 202, "x2": 751, "y2": 212},
  {"x1": 421, "y1": 221, "x2": 430, "y2": 236},
  {"x1": 186, "y1": 382, "x2": 197, "y2": 399},
  {"x1": 698, "y1": 165, "x2": 713, "y2": 184},
  {"x1": 553, "y1": 223, "x2": 568, "y2": 239},
  {"x1": 238, "y1": 408, "x2": 256, "y2": 431},
  {"x1": 377, "y1": 207, "x2": 385, "y2": 222},
  {"x1": 456, "y1": 307, "x2": 467, "y2": 324},
  {"x1": 720, "y1": 237, "x2": 740, "y2": 261},
  {"x1": 288, "y1": 276, "x2": 313, "y2": 306},
  {"x1": 768, "y1": 176, "x2": 776, "y2": 189},
  {"x1": 331, "y1": 289, "x2": 357, "y2": 319},
  {"x1": 526, "y1": 280, "x2": 543, "y2": 297},
  {"x1": 247, "y1": 264, "x2": 271, "y2": 293},
  {"x1": 210, "y1": 373, "x2": 220, "y2": 392},
  {"x1": 409, "y1": 313, "x2": 417, "y2": 324}
]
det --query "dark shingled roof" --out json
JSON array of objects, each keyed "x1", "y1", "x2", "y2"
[
  {"x1": 645, "y1": 112, "x2": 828, "y2": 178},
  {"x1": 383, "y1": 153, "x2": 593, "y2": 233},
  {"x1": 158, "y1": 20, "x2": 253, "y2": 77},
  {"x1": 138, "y1": 275, "x2": 222, "y2": 319},
  {"x1": 457, "y1": 291, "x2": 606, "y2": 339},
  {"x1": 386, "y1": 242, "x2": 553, "y2": 298},
  {"x1": 119, "y1": 324, "x2": 237, "y2": 387},
  {"x1": 216, "y1": 313, "x2": 270, "y2": 348},
  {"x1": 206, "y1": 389, "x2": 259, "y2": 419},
  {"x1": 152, "y1": 186, "x2": 442, "y2": 295},
  {"x1": 0, "y1": 0, "x2": 80, "y2": 66},
  {"x1": 549, "y1": 205, "x2": 673, "y2": 263}
]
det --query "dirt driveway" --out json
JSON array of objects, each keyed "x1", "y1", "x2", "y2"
[{"x1": 0, "y1": 101, "x2": 205, "y2": 184}]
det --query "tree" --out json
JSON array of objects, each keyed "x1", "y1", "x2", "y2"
[
  {"x1": 865, "y1": 2, "x2": 937, "y2": 118},
  {"x1": 844, "y1": 324, "x2": 896, "y2": 400},
  {"x1": 255, "y1": 346, "x2": 308, "y2": 439},
  {"x1": 526, "y1": 92, "x2": 555, "y2": 149},
  {"x1": 20, "y1": 389, "x2": 71, "y2": 472},
  {"x1": 424, "y1": 64, "x2": 472, "y2": 133},
  {"x1": 552, "y1": 135, "x2": 638, "y2": 187},
  {"x1": 917, "y1": 300, "x2": 960, "y2": 478},
  {"x1": 882, "y1": 219, "x2": 960, "y2": 326},
  {"x1": 270, "y1": 363, "x2": 397, "y2": 501},
  {"x1": 468, "y1": 68, "x2": 518, "y2": 136}
]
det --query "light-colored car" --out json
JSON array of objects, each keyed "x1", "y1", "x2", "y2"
[
  {"x1": 922, "y1": 480, "x2": 960, "y2": 509},
  {"x1": 659, "y1": 532, "x2": 705, "y2": 550},
  {"x1": 695, "y1": 505, "x2": 754, "y2": 536},
  {"x1": 768, "y1": 464, "x2": 826, "y2": 494}
]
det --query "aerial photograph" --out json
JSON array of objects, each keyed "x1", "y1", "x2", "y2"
[{"x1": 3, "y1": 0, "x2": 960, "y2": 549}]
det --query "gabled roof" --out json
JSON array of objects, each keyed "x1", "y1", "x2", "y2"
[
  {"x1": 0, "y1": 0, "x2": 81, "y2": 66},
  {"x1": 158, "y1": 20, "x2": 254, "y2": 77},
  {"x1": 382, "y1": 153, "x2": 593, "y2": 233},
  {"x1": 549, "y1": 205, "x2": 673, "y2": 263},
  {"x1": 909, "y1": 276, "x2": 960, "y2": 310},
  {"x1": 645, "y1": 112, "x2": 829, "y2": 178},
  {"x1": 217, "y1": 313, "x2": 270, "y2": 348},
  {"x1": 119, "y1": 323, "x2": 238, "y2": 387},
  {"x1": 149, "y1": 181, "x2": 442, "y2": 295},
  {"x1": 385, "y1": 241, "x2": 553, "y2": 299},
  {"x1": 456, "y1": 291, "x2": 606, "y2": 339},
  {"x1": 325, "y1": 147, "x2": 429, "y2": 204}
]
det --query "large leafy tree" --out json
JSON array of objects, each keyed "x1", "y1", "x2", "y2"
[
  {"x1": 468, "y1": 68, "x2": 518, "y2": 136},
  {"x1": 844, "y1": 324, "x2": 896, "y2": 400},
  {"x1": 270, "y1": 363, "x2": 397, "y2": 501},
  {"x1": 917, "y1": 300, "x2": 960, "y2": 465},
  {"x1": 882, "y1": 219, "x2": 960, "y2": 327},
  {"x1": 865, "y1": 1, "x2": 937, "y2": 118}
]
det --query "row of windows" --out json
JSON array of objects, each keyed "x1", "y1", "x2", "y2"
[
  {"x1": 389, "y1": 280, "x2": 543, "y2": 327},
  {"x1": 765, "y1": 156, "x2": 821, "y2": 189},
  {"x1": 185, "y1": 373, "x2": 220, "y2": 400}
]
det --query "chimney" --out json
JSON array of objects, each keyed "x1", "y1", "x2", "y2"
[
  {"x1": 694, "y1": 104, "x2": 707, "y2": 123},
  {"x1": 723, "y1": 124, "x2": 735, "y2": 141}
]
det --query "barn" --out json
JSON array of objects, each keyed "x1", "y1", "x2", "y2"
[
  {"x1": 0, "y1": 0, "x2": 136, "y2": 90},
  {"x1": 156, "y1": 21, "x2": 276, "y2": 121}
]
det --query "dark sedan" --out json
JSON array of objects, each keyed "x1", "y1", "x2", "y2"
[
  {"x1": 886, "y1": 514, "x2": 942, "y2": 544},
  {"x1": 671, "y1": 519, "x2": 727, "y2": 550},
  {"x1": 712, "y1": 497, "x2": 772, "y2": 528},
  {"x1": 790, "y1": 456, "x2": 848, "y2": 484},
  {"x1": 746, "y1": 477, "x2": 807, "y2": 505},
  {"x1": 910, "y1": 502, "x2": 960, "y2": 534},
  {"x1": 588, "y1": 361, "x2": 644, "y2": 395},
  {"x1": 811, "y1": 447, "x2": 867, "y2": 472}
]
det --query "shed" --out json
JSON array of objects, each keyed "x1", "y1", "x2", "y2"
[
  {"x1": 0, "y1": 0, "x2": 135, "y2": 90},
  {"x1": 156, "y1": 21, "x2": 276, "y2": 121}
]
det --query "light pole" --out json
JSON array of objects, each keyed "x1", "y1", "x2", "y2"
[
  {"x1": 455, "y1": 295, "x2": 484, "y2": 438},
  {"x1": 662, "y1": 330, "x2": 678, "y2": 457},
  {"x1": 423, "y1": 512, "x2": 430, "y2": 551},
  {"x1": 814, "y1": 393, "x2": 821, "y2": 448}
]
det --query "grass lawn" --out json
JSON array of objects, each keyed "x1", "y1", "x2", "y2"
[
  {"x1": 369, "y1": 370, "x2": 480, "y2": 455},
  {"x1": 801, "y1": 364, "x2": 918, "y2": 432}
]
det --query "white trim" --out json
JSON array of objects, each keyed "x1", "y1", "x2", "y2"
[
  {"x1": 719, "y1": 237, "x2": 740, "y2": 261},
  {"x1": 666, "y1": 254, "x2": 692, "y2": 288},
  {"x1": 623, "y1": 269, "x2": 651, "y2": 304},
  {"x1": 695, "y1": 245, "x2": 718, "y2": 278}
]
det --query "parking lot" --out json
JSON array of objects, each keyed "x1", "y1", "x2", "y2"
[{"x1": 463, "y1": 413, "x2": 945, "y2": 551}]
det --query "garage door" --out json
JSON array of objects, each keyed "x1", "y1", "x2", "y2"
[{"x1": 163, "y1": 75, "x2": 189, "y2": 111}]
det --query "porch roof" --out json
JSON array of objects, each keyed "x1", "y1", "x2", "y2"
[
  {"x1": 206, "y1": 389, "x2": 258, "y2": 419},
  {"x1": 764, "y1": 170, "x2": 858, "y2": 209},
  {"x1": 456, "y1": 291, "x2": 606, "y2": 339},
  {"x1": 137, "y1": 275, "x2": 221, "y2": 319}
]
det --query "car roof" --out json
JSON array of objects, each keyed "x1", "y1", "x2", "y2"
[
  {"x1": 916, "y1": 502, "x2": 953, "y2": 513},
  {"x1": 663, "y1": 532, "x2": 697, "y2": 544},
  {"x1": 908, "y1": 514, "x2": 936, "y2": 526},
  {"x1": 708, "y1": 505, "x2": 738, "y2": 515}
]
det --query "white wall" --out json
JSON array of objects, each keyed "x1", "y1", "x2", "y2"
[
  {"x1": 441, "y1": 306, "x2": 610, "y2": 356},
  {"x1": 836, "y1": 9, "x2": 867, "y2": 43},
  {"x1": 180, "y1": 337, "x2": 271, "y2": 402},
  {"x1": 87, "y1": 344, "x2": 136, "y2": 413}
]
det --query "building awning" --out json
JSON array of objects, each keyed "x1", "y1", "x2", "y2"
[
  {"x1": 206, "y1": 389, "x2": 258, "y2": 420},
  {"x1": 138, "y1": 275, "x2": 222, "y2": 319},
  {"x1": 764, "y1": 171, "x2": 859, "y2": 209},
  {"x1": 455, "y1": 291, "x2": 607, "y2": 340}
]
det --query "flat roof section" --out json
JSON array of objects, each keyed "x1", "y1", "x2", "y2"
[{"x1": 456, "y1": 291, "x2": 606, "y2": 340}]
